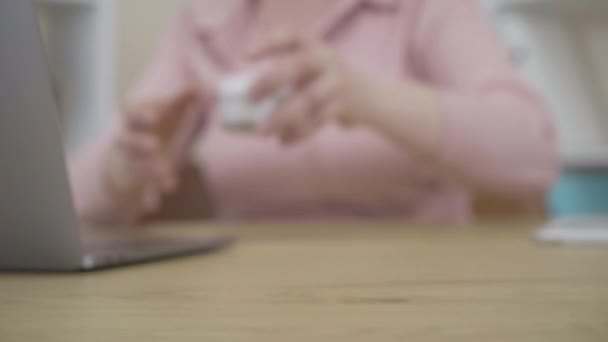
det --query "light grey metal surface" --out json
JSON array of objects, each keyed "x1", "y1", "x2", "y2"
[
  {"x1": 0, "y1": 0, "x2": 235, "y2": 272},
  {"x1": 0, "y1": 0, "x2": 82, "y2": 271}
]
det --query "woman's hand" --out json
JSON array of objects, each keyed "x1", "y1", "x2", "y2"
[
  {"x1": 105, "y1": 83, "x2": 199, "y2": 213},
  {"x1": 248, "y1": 29, "x2": 443, "y2": 159},
  {"x1": 247, "y1": 30, "x2": 374, "y2": 145}
]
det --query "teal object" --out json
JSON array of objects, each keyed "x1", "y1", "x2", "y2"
[{"x1": 549, "y1": 171, "x2": 608, "y2": 216}]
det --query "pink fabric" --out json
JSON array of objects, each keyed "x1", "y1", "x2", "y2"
[{"x1": 69, "y1": 0, "x2": 558, "y2": 224}]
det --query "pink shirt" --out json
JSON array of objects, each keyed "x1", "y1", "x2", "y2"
[{"x1": 70, "y1": 0, "x2": 558, "y2": 224}]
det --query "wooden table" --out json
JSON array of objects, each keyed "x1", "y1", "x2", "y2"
[{"x1": 1, "y1": 222, "x2": 607, "y2": 341}]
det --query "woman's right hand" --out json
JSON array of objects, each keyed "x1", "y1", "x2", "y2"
[{"x1": 105, "y1": 84, "x2": 199, "y2": 214}]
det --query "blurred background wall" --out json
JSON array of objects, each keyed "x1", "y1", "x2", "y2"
[{"x1": 117, "y1": 0, "x2": 191, "y2": 101}]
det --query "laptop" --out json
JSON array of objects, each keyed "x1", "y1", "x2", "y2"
[{"x1": 0, "y1": 0, "x2": 234, "y2": 271}]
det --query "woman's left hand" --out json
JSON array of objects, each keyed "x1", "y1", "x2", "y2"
[{"x1": 248, "y1": 30, "x2": 372, "y2": 145}]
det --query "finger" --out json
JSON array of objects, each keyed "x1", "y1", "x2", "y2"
[
  {"x1": 125, "y1": 83, "x2": 198, "y2": 142},
  {"x1": 319, "y1": 99, "x2": 348, "y2": 126},
  {"x1": 260, "y1": 92, "x2": 305, "y2": 134},
  {"x1": 152, "y1": 86, "x2": 198, "y2": 145},
  {"x1": 155, "y1": 83, "x2": 198, "y2": 118},
  {"x1": 152, "y1": 154, "x2": 179, "y2": 194},
  {"x1": 264, "y1": 96, "x2": 322, "y2": 145},
  {"x1": 279, "y1": 118, "x2": 324, "y2": 146},
  {"x1": 299, "y1": 74, "x2": 339, "y2": 121},
  {"x1": 269, "y1": 74, "x2": 336, "y2": 132},
  {"x1": 283, "y1": 113, "x2": 325, "y2": 145},
  {"x1": 114, "y1": 130, "x2": 177, "y2": 194},
  {"x1": 109, "y1": 150, "x2": 161, "y2": 201},
  {"x1": 116, "y1": 130, "x2": 161, "y2": 157},
  {"x1": 247, "y1": 30, "x2": 306, "y2": 60},
  {"x1": 124, "y1": 136, "x2": 177, "y2": 194},
  {"x1": 127, "y1": 82, "x2": 197, "y2": 115},
  {"x1": 250, "y1": 54, "x2": 323, "y2": 102},
  {"x1": 123, "y1": 108, "x2": 157, "y2": 133},
  {"x1": 125, "y1": 152, "x2": 176, "y2": 196},
  {"x1": 142, "y1": 187, "x2": 162, "y2": 214}
]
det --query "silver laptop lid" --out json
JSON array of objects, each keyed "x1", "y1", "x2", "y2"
[{"x1": 0, "y1": 0, "x2": 82, "y2": 270}]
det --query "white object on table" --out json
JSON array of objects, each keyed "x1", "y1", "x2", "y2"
[{"x1": 536, "y1": 216, "x2": 608, "y2": 244}]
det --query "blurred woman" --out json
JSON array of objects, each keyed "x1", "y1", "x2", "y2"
[{"x1": 70, "y1": 0, "x2": 558, "y2": 224}]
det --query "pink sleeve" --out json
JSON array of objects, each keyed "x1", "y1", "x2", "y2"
[
  {"x1": 68, "y1": 7, "x2": 208, "y2": 225},
  {"x1": 414, "y1": 0, "x2": 558, "y2": 196}
]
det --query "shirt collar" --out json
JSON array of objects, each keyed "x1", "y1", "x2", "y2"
[
  {"x1": 364, "y1": 0, "x2": 399, "y2": 10},
  {"x1": 190, "y1": 0, "x2": 399, "y2": 70},
  {"x1": 314, "y1": 0, "x2": 399, "y2": 38},
  {"x1": 192, "y1": 0, "x2": 399, "y2": 37}
]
